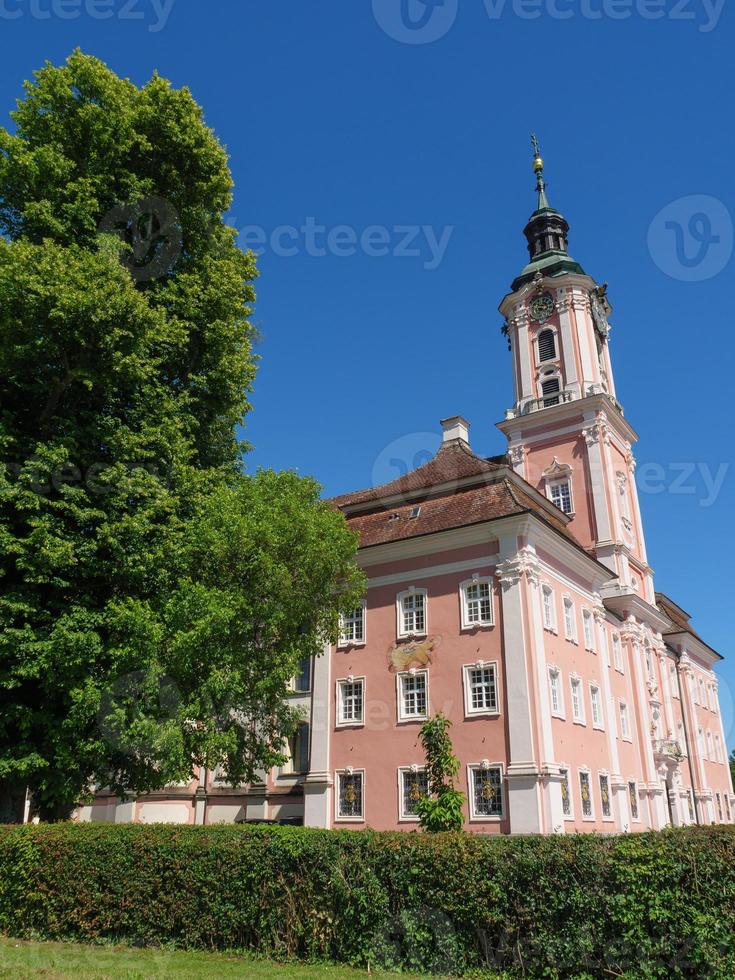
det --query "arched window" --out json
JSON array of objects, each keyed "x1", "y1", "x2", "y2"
[{"x1": 537, "y1": 328, "x2": 556, "y2": 362}]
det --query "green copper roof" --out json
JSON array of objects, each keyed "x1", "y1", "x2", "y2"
[{"x1": 511, "y1": 250, "x2": 586, "y2": 292}]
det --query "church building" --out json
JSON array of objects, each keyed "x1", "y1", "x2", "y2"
[{"x1": 79, "y1": 147, "x2": 734, "y2": 832}]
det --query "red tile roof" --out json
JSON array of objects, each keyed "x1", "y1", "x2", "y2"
[
  {"x1": 330, "y1": 440, "x2": 577, "y2": 548},
  {"x1": 331, "y1": 440, "x2": 502, "y2": 510}
]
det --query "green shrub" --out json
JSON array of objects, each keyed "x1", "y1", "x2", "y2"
[{"x1": 0, "y1": 824, "x2": 733, "y2": 977}]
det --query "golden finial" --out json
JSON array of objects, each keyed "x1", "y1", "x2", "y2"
[
  {"x1": 531, "y1": 133, "x2": 544, "y2": 173},
  {"x1": 530, "y1": 133, "x2": 549, "y2": 209}
]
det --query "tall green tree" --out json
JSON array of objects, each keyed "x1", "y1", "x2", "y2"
[
  {"x1": 0, "y1": 52, "x2": 364, "y2": 820},
  {"x1": 415, "y1": 713, "x2": 465, "y2": 833}
]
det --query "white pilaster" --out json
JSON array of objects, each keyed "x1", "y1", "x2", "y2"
[{"x1": 303, "y1": 641, "x2": 332, "y2": 828}]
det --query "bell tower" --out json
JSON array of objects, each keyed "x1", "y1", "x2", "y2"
[{"x1": 497, "y1": 138, "x2": 654, "y2": 605}]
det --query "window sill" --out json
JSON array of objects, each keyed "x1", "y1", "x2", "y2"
[
  {"x1": 469, "y1": 815, "x2": 503, "y2": 823},
  {"x1": 335, "y1": 816, "x2": 365, "y2": 824},
  {"x1": 592, "y1": 724, "x2": 605, "y2": 732},
  {"x1": 465, "y1": 709, "x2": 501, "y2": 719},
  {"x1": 460, "y1": 622, "x2": 494, "y2": 632},
  {"x1": 551, "y1": 712, "x2": 566, "y2": 721},
  {"x1": 573, "y1": 719, "x2": 587, "y2": 727},
  {"x1": 337, "y1": 641, "x2": 366, "y2": 651},
  {"x1": 397, "y1": 715, "x2": 429, "y2": 725},
  {"x1": 397, "y1": 632, "x2": 428, "y2": 642},
  {"x1": 335, "y1": 721, "x2": 365, "y2": 730},
  {"x1": 543, "y1": 625, "x2": 559, "y2": 635}
]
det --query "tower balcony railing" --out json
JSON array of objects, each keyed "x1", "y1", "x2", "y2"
[{"x1": 505, "y1": 388, "x2": 575, "y2": 419}]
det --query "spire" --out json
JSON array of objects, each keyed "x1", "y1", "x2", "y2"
[
  {"x1": 509, "y1": 135, "x2": 586, "y2": 291},
  {"x1": 531, "y1": 133, "x2": 550, "y2": 210}
]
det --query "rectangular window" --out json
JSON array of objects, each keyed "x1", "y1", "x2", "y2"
[
  {"x1": 560, "y1": 767, "x2": 572, "y2": 818},
  {"x1": 292, "y1": 657, "x2": 312, "y2": 693},
  {"x1": 716, "y1": 793, "x2": 723, "y2": 822},
  {"x1": 285, "y1": 722, "x2": 310, "y2": 775},
  {"x1": 336, "y1": 770, "x2": 363, "y2": 820},
  {"x1": 697, "y1": 727, "x2": 705, "y2": 758},
  {"x1": 670, "y1": 662, "x2": 678, "y2": 696},
  {"x1": 629, "y1": 781, "x2": 639, "y2": 821},
  {"x1": 461, "y1": 578, "x2": 493, "y2": 628},
  {"x1": 542, "y1": 585, "x2": 555, "y2": 630},
  {"x1": 583, "y1": 610, "x2": 595, "y2": 651},
  {"x1": 590, "y1": 684, "x2": 603, "y2": 729},
  {"x1": 398, "y1": 589, "x2": 427, "y2": 637},
  {"x1": 563, "y1": 598, "x2": 576, "y2": 641},
  {"x1": 400, "y1": 768, "x2": 429, "y2": 819},
  {"x1": 726, "y1": 796, "x2": 732, "y2": 823},
  {"x1": 549, "y1": 480, "x2": 573, "y2": 514},
  {"x1": 715, "y1": 734, "x2": 723, "y2": 763},
  {"x1": 337, "y1": 678, "x2": 364, "y2": 726},
  {"x1": 687, "y1": 790, "x2": 695, "y2": 823},
  {"x1": 612, "y1": 633, "x2": 623, "y2": 672},
  {"x1": 706, "y1": 731, "x2": 713, "y2": 760},
  {"x1": 677, "y1": 722, "x2": 686, "y2": 756},
  {"x1": 699, "y1": 678, "x2": 706, "y2": 705},
  {"x1": 599, "y1": 773, "x2": 612, "y2": 819},
  {"x1": 619, "y1": 701, "x2": 630, "y2": 740},
  {"x1": 549, "y1": 667, "x2": 563, "y2": 717},
  {"x1": 571, "y1": 677, "x2": 584, "y2": 723},
  {"x1": 339, "y1": 604, "x2": 365, "y2": 646},
  {"x1": 398, "y1": 671, "x2": 428, "y2": 722},
  {"x1": 579, "y1": 771, "x2": 593, "y2": 818},
  {"x1": 464, "y1": 664, "x2": 498, "y2": 715},
  {"x1": 470, "y1": 765, "x2": 503, "y2": 819}
]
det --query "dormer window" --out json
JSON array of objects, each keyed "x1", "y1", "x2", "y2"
[{"x1": 537, "y1": 328, "x2": 557, "y2": 362}]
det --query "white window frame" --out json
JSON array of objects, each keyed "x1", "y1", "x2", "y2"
[
  {"x1": 559, "y1": 764, "x2": 574, "y2": 821},
  {"x1": 338, "y1": 601, "x2": 366, "y2": 647},
  {"x1": 619, "y1": 699, "x2": 631, "y2": 741},
  {"x1": 548, "y1": 478, "x2": 574, "y2": 516},
  {"x1": 582, "y1": 608, "x2": 595, "y2": 651},
  {"x1": 396, "y1": 587, "x2": 428, "y2": 639},
  {"x1": 396, "y1": 669, "x2": 429, "y2": 723},
  {"x1": 563, "y1": 596, "x2": 577, "y2": 642},
  {"x1": 578, "y1": 768, "x2": 595, "y2": 821},
  {"x1": 570, "y1": 674, "x2": 585, "y2": 725},
  {"x1": 612, "y1": 633, "x2": 623, "y2": 672},
  {"x1": 459, "y1": 576, "x2": 494, "y2": 630},
  {"x1": 334, "y1": 768, "x2": 365, "y2": 822},
  {"x1": 548, "y1": 665, "x2": 565, "y2": 719},
  {"x1": 697, "y1": 726, "x2": 705, "y2": 758},
  {"x1": 670, "y1": 662, "x2": 679, "y2": 696},
  {"x1": 397, "y1": 766, "x2": 429, "y2": 822},
  {"x1": 715, "y1": 733, "x2": 723, "y2": 764},
  {"x1": 598, "y1": 770, "x2": 613, "y2": 821},
  {"x1": 336, "y1": 676, "x2": 365, "y2": 728},
  {"x1": 590, "y1": 683, "x2": 604, "y2": 730},
  {"x1": 467, "y1": 763, "x2": 505, "y2": 821},
  {"x1": 541, "y1": 583, "x2": 557, "y2": 632},
  {"x1": 462, "y1": 661, "x2": 500, "y2": 717},
  {"x1": 699, "y1": 678, "x2": 706, "y2": 706},
  {"x1": 706, "y1": 730, "x2": 713, "y2": 761}
]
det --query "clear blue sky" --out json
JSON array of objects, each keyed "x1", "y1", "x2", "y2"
[{"x1": 2, "y1": 2, "x2": 734, "y2": 746}]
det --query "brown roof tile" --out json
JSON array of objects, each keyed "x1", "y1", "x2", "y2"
[{"x1": 331, "y1": 441, "x2": 503, "y2": 510}]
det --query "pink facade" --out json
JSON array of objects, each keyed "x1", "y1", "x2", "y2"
[{"x1": 76, "y1": 151, "x2": 734, "y2": 833}]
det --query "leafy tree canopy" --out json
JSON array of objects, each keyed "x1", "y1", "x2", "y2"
[{"x1": 0, "y1": 52, "x2": 364, "y2": 820}]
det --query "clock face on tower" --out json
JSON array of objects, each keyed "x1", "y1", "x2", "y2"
[{"x1": 529, "y1": 292, "x2": 555, "y2": 323}]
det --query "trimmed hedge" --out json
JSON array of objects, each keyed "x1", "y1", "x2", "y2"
[{"x1": 0, "y1": 824, "x2": 734, "y2": 977}]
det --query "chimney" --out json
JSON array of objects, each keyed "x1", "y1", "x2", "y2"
[{"x1": 440, "y1": 416, "x2": 471, "y2": 447}]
